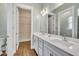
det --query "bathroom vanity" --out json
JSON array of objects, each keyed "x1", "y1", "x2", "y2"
[{"x1": 33, "y1": 32, "x2": 79, "y2": 56}]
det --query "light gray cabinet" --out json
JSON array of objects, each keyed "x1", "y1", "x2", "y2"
[
  {"x1": 44, "y1": 45, "x2": 55, "y2": 56},
  {"x1": 33, "y1": 35, "x2": 39, "y2": 54},
  {"x1": 33, "y1": 35, "x2": 73, "y2": 56},
  {"x1": 33, "y1": 35, "x2": 44, "y2": 56},
  {"x1": 35, "y1": 37, "x2": 39, "y2": 54},
  {"x1": 44, "y1": 41, "x2": 73, "y2": 56},
  {"x1": 44, "y1": 45, "x2": 50, "y2": 56},
  {"x1": 38, "y1": 38, "x2": 44, "y2": 56},
  {"x1": 44, "y1": 47, "x2": 57, "y2": 56},
  {"x1": 32, "y1": 35, "x2": 35, "y2": 48},
  {"x1": 44, "y1": 41, "x2": 59, "y2": 56}
]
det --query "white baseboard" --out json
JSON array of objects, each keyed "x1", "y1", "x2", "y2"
[
  {"x1": 19, "y1": 39, "x2": 31, "y2": 42},
  {"x1": 12, "y1": 50, "x2": 16, "y2": 56}
]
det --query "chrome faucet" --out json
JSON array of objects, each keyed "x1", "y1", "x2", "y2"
[{"x1": 63, "y1": 34, "x2": 67, "y2": 41}]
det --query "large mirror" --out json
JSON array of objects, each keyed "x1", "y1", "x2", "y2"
[{"x1": 58, "y1": 7, "x2": 73, "y2": 37}]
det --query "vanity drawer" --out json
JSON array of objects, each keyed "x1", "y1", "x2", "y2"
[
  {"x1": 39, "y1": 38, "x2": 44, "y2": 48},
  {"x1": 38, "y1": 47, "x2": 43, "y2": 56},
  {"x1": 38, "y1": 38, "x2": 44, "y2": 56}
]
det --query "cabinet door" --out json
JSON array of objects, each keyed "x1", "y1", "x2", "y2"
[
  {"x1": 44, "y1": 41, "x2": 72, "y2": 56},
  {"x1": 33, "y1": 35, "x2": 36, "y2": 48},
  {"x1": 38, "y1": 47, "x2": 43, "y2": 56},
  {"x1": 44, "y1": 45, "x2": 51, "y2": 56},
  {"x1": 35, "y1": 37, "x2": 39, "y2": 54},
  {"x1": 32, "y1": 35, "x2": 34, "y2": 48},
  {"x1": 38, "y1": 39, "x2": 44, "y2": 56},
  {"x1": 44, "y1": 41, "x2": 61, "y2": 56}
]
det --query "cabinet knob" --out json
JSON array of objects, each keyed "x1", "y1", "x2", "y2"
[
  {"x1": 50, "y1": 54, "x2": 53, "y2": 56},
  {"x1": 7, "y1": 35, "x2": 9, "y2": 38}
]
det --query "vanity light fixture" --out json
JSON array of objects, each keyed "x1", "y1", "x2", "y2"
[{"x1": 41, "y1": 7, "x2": 49, "y2": 16}]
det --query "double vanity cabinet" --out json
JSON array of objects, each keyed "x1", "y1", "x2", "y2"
[
  {"x1": 32, "y1": 32, "x2": 76, "y2": 56},
  {"x1": 33, "y1": 35, "x2": 44, "y2": 56}
]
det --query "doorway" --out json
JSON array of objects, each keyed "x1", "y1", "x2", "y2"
[
  {"x1": 16, "y1": 4, "x2": 34, "y2": 51},
  {"x1": 18, "y1": 8, "x2": 31, "y2": 42},
  {"x1": 14, "y1": 5, "x2": 37, "y2": 56}
]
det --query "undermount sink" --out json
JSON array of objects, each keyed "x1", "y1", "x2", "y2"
[
  {"x1": 49, "y1": 36, "x2": 63, "y2": 40},
  {"x1": 67, "y1": 40, "x2": 78, "y2": 44},
  {"x1": 69, "y1": 44, "x2": 79, "y2": 50},
  {"x1": 49, "y1": 39, "x2": 75, "y2": 50},
  {"x1": 57, "y1": 39, "x2": 79, "y2": 50}
]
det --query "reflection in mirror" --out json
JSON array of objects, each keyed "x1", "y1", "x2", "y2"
[
  {"x1": 48, "y1": 13, "x2": 56, "y2": 34},
  {"x1": 58, "y1": 8, "x2": 73, "y2": 37}
]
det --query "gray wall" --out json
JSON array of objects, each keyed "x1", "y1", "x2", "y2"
[
  {"x1": 0, "y1": 4, "x2": 7, "y2": 38},
  {"x1": 40, "y1": 14, "x2": 48, "y2": 33},
  {"x1": 40, "y1": 3, "x2": 64, "y2": 33}
]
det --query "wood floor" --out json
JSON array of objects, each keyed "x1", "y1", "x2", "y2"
[{"x1": 14, "y1": 41, "x2": 37, "y2": 56}]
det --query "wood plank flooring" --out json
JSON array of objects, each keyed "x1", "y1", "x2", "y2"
[{"x1": 14, "y1": 41, "x2": 37, "y2": 56}]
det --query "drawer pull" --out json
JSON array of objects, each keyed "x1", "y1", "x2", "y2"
[{"x1": 50, "y1": 54, "x2": 53, "y2": 56}]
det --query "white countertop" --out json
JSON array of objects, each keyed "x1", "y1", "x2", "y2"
[{"x1": 33, "y1": 32, "x2": 79, "y2": 56}]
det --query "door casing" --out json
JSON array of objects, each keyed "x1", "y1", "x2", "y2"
[{"x1": 16, "y1": 4, "x2": 33, "y2": 49}]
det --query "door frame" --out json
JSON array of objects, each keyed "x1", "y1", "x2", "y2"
[{"x1": 16, "y1": 4, "x2": 33, "y2": 49}]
